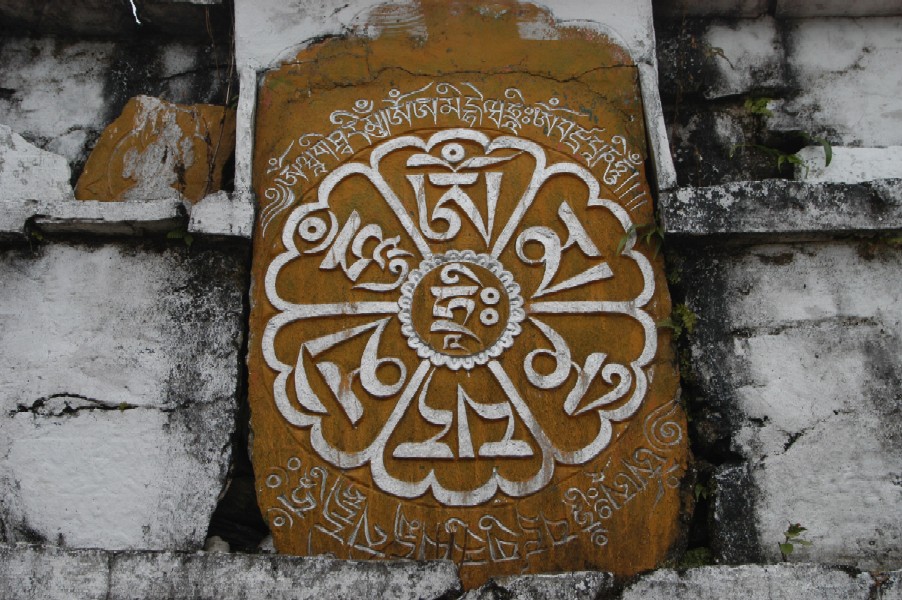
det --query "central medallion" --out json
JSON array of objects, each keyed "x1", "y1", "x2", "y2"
[{"x1": 398, "y1": 250, "x2": 525, "y2": 370}]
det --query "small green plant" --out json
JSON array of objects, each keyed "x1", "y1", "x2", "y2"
[
  {"x1": 167, "y1": 228, "x2": 194, "y2": 248},
  {"x1": 779, "y1": 522, "x2": 812, "y2": 560},
  {"x1": 703, "y1": 44, "x2": 733, "y2": 68},
  {"x1": 731, "y1": 97, "x2": 833, "y2": 174},
  {"x1": 729, "y1": 143, "x2": 806, "y2": 172},
  {"x1": 679, "y1": 547, "x2": 714, "y2": 569},
  {"x1": 658, "y1": 303, "x2": 698, "y2": 338},
  {"x1": 617, "y1": 222, "x2": 665, "y2": 257},
  {"x1": 694, "y1": 479, "x2": 714, "y2": 502},
  {"x1": 799, "y1": 131, "x2": 833, "y2": 168},
  {"x1": 744, "y1": 96, "x2": 774, "y2": 117}
]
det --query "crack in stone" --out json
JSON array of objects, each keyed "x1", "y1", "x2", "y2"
[{"x1": 10, "y1": 393, "x2": 173, "y2": 417}]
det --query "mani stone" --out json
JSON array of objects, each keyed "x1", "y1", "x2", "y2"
[
  {"x1": 246, "y1": 0, "x2": 687, "y2": 589},
  {"x1": 75, "y1": 95, "x2": 235, "y2": 203}
]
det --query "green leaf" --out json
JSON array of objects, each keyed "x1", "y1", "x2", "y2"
[
  {"x1": 674, "y1": 304, "x2": 699, "y2": 335},
  {"x1": 744, "y1": 97, "x2": 773, "y2": 117},
  {"x1": 616, "y1": 225, "x2": 638, "y2": 256},
  {"x1": 679, "y1": 547, "x2": 714, "y2": 568},
  {"x1": 813, "y1": 135, "x2": 833, "y2": 167},
  {"x1": 656, "y1": 317, "x2": 681, "y2": 336},
  {"x1": 779, "y1": 542, "x2": 794, "y2": 556},
  {"x1": 795, "y1": 539, "x2": 813, "y2": 546},
  {"x1": 167, "y1": 229, "x2": 185, "y2": 240},
  {"x1": 786, "y1": 523, "x2": 807, "y2": 537}
]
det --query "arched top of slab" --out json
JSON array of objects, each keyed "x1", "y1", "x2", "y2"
[{"x1": 235, "y1": 0, "x2": 655, "y2": 72}]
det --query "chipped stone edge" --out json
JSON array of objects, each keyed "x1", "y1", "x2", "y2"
[
  {"x1": 660, "y1": 179, "x2": 902, "y2": 239},
  {"x1": 1, "y1": 194, "x2": 254, "y2": 241}
]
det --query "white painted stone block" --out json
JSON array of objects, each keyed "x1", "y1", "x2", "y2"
[
  {"x1": 769, "y1": 18, "x2": 902, "y2": 147},
  {"x1": 188, "y1": 191, "x2": 255, "y2": 238},
  {"x1": 0, "y1": 124, "x2": 73, "y2": 202},
  {"x1": 703, "y1": 18, "x2": 784, "y2": 99},
  {"x1": 686, "y1": 242, "x2": 902, "y2": 569},
  {"x1": 796, "y1": 145, "x2": 902, "y2": 183},
  {"x1": 0, "y1": 244, "x2": 245, "y2": 550}
]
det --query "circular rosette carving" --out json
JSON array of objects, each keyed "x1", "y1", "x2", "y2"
[{"x1": 263, "y1": 128, "x2": 656, "y2": 506}]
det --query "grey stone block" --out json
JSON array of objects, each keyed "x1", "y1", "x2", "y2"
[
  {"x1": 0, "y1": 545, "x2": 462, "y2": 600},
  {"x1": 661, "y1": 179, "x2": 902, "y2": 238},
  {"x1": 653, "y1": 0, "x2": 768, "y2": 18},
  {"x1": 0, "y1": 545, "x2": 110, "y2": 600},
  {"x1": 460, "y1": 571, "x2": 613, "y2": 600},
  {"x1": 108, "y1": 552, "x2": 461, "y2": 600},
  {"x1": 621, "y1": 564, "x2": 874, "y2": 600}
]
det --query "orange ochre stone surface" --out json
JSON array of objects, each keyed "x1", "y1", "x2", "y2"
[
  {"x1": 75, "y1": 95, "x2": 235, "y2": 203},
  {"x1": 247, "y1": 1, "x2": 688, "y2": 588}
]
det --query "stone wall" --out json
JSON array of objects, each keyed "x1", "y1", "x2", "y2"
[{"x1": 1, "y1": 0, "x2": 901, "y2": 597}]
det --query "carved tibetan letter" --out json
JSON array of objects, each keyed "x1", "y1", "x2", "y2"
[{"x1": 247, "y1": 1, "x2": 688, "y2": 588}]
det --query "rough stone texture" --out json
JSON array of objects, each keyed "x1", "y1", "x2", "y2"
[
  {"x1": 0, "y1": 0, "x2": 231, "y2": 37},
  {"x1": 702, "y1": 18, "x2": 785, "y2": 100},
  {"x1": 680, "y1": 241, "x2": 902, "y2": 569},
  {"x1": 75, "y1": 96, "x2": 235, "y2": 203},
  {"x1": 460, "y1": 572, "x2": 613, "y2": 599},
  {"x1": 0, "y1": 243, "x2": 246, "y2": 550},
  {"x1": 769, "y1": 18, "x2": 902, "y2": 148},
  {"x1": 776, "y1": 0, "x2": 902, "y2": 18},
  {"x1": 652, "y1": 0, "x2": 768, "y2": 18},
  {"x1": 0, "y1": 545, "x2": 461, "y2": 600},
  {"x1": 796, "y1": 146, "x2": 902, "y2": 184},
  {"x1": 654, "y1": 15, "x2": 902, "y2": 187},
  {"x1": 620, "y1": 564, "x2": 875, "y2": 599},
  {"x1": 0, "y1": 545, "x2": 110, "y2": 600},
  {"x1": 0, "y1": 124, "x2": 73, "y2": 201},
  {"x1": 108, "y1": 552, "x2": 461, "y2": 599},
  {"x1": 188, "y1": 191, "x2": 254, "y2": 239},
  {"x1": 711, "y1": 463, "x2": 761, "y2": 563},
  {"x1": 30, "y1": 199, "x2": 186, "y2": 237},
  {"x1": 659, "y1": 17, "x2": 902, "y2": 146},
  {"x1": 0, "y1": 37, "x2": 231, "y2": 174},
  {"x1": 879, "y1": 571, "x2": 902, "y2": 599},
  {"x1": 661, "y1": 179, "x2": 902, "y2": 237}
]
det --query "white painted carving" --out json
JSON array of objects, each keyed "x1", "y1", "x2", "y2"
[
  {"x1": 259, "y1": 82, "x2": 645, "y2": 232},
  {"x1": 262, "y1": 128, "x2": 656, "y2": 506}
]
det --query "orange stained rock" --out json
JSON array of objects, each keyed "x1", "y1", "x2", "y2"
[
  {"x1": 75, "y1": 95, "x2": 235, "y2": 203},
  {"x1": 247, "y1": 1, "x2": 689, "y2": 589}
]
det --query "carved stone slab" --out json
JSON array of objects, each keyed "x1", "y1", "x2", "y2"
[
  {"x1": 75, "y1": 96, "x2": 235, "y2": 203},
  {"x1": 247, "y1": 1, "x2": 687, "y2": 588}
]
